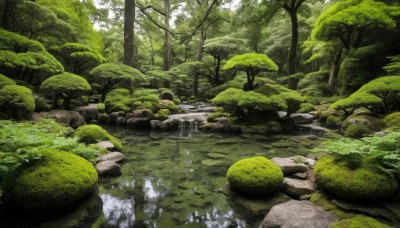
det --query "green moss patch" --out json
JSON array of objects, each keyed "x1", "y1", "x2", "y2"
[
  {"x1": 314, "y1": 156, "x2": 398, "y2": 200},
  {"x1": 226, "y1": 156, "x2": 283, "y2": 195},
  {"x1": 74, "y1": 124, "x2": 122, "y2": 151},
  {"x1": 4, "y1": 148, "x2": 98, "y2": 209},
  {"x1": 331, "y1": 215, "x2": 391, "y2": 228}
]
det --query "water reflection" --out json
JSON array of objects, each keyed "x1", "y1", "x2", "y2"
[{"x1": 100, "y1": 194, "x2": 136, "y2": 227}]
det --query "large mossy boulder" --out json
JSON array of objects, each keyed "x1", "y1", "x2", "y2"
[
  {"x1": 4, "y1": 148, "x2": 98, "y2": 209},
  {"x1": 331, "y1": 216, "x2": 391, "y2": 228},
  {"x1": 384, "y1": 112, "x2": 400, "y2": 127},
  {"x1": 74, "y1": 124, "x2": 122, "y2": 151},
  {"x1": 314, "y1": 156, "x2": 398, "y2": 200},
  {"x1": 226, "y1": 156, "x2": 283, "y2": 195}
]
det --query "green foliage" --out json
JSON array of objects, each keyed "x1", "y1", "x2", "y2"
[
  {"x1": 4, "y1": 148, "x2": 98, "y2": 209},
  {"x1": 132, "y1": 89, "x2": 160, "y2": 112},
  {"x1": 97, "y1": 103, "x2": 105, "y2": 112},
  {"x1": 298, "y1": 71, "x2": 330, "y2": 96},
  {"x1": 383, "y1": 112, "x2": 400, "y2": 127},
  {"x1": 90, "y1": 63, "x2": 146, "y2": 100},
  {"x1": 314, "y1": 156, "x2": 398, "y2": 200},
  {"x1": 207, "y1": 112, "x2": 230, "y2": 122},
  {"x1": 40, "y1": 72, "x2": 91, "y2": 110},
  {"x1": 226, "y1": 156, "x2": 283, "y2": 194},
  {"x1": 208, "y1": 80, "x2": 243, "y2": 98},
  {"x1": 154, "y1": 109, "x2": 171, "y2": 121},
  {"x1": 0, "y1": 74, "x2": 15, "y2": 89},
  {"x1": 383, "y1": 56, "x2": 400, "y2": 74},
  {"x1": 331, "y1": 76, "x2": 400, "y2": 113},
  {"x1": 299, "y1": 103, "x2": 316, "y2": 113},
  {"x1": 0, "y1": 30, "x2": 64, "y2": 83},
  {"x1": 0, "y1": 85, "x2": 35, "y2": 119},
  {"x1": 159, "y1": 100, "x2": 178, "y2": 112},
  {"x1": 104, "y1": 89, "x2": 133, "y2": 113},
  {"x1": 74, "y1": 124, "x2": 122, "y2": 151},
  {"x1": 313, "y1": 129, "x2": 400, "y2": 175},
  {"x1": 331, "y1": 216, "x2": 391, "y2": 228},
  {"x1": 146, "y1": 70, "x2": 172, "y2": 88}
]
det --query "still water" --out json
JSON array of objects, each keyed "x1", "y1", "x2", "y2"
[{"x1": 0, "y1": 126, "x2": 323, "y2": 228}]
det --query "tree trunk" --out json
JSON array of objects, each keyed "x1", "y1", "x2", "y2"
[
  {"x1": 192, "y1": 26, "x2": 206, "y2": 96},
  {"x1": 163, "y1": 0, "x2": 171, "y2": 71},
  {"x1": 214, "y1": 57, "x2": 221, "y2": 86},
  {"x1": 2, "y1": 0, "x2": 14, "y2": 31},
  {"x1": 63, "y1": 98, "x2": 71, "y2": 110},
  {"x1": 287, "y1": 10, "x2": 299, "y2": 89},
  {"x1": 123, "y1": 0, "x2": 135, "y2": 91},
  {"x1": 328, "y1": 46, "x2": 343, "y2": 88}
]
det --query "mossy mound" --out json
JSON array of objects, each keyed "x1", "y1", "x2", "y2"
[
  {"x1": 159, "y1": 100, "x2": 178, "y2": 112},
  {"x1": 314, "y1": 156, "x2": 398, "y2": 200},
  {"x1": 154, "y1": 109, "x2": 171, "y2": 121},
  {"x1": 344, "y1": 123, "x2": 370, "y2": 138},
  {"x1": 384, "y1": 112, "x2": 400, "y2": 127},
  {"x1": 342, "y1": 114, "x2": 385, "y2": 132},
  {"x1": 331, "y1": 216, "x2": 391, "y2": 228},
  {"x1": 226, "y1": 156, "x2": 283, "y2": 195},
  {"x1": 74, "y1": 124, "x2": 122, "y2": 151},
  {"x1": 4, "y1": 148, "x2": 98, "y2": 209}
]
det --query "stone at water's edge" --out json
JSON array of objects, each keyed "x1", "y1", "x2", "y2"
[
  {"x1": 95, "y1": 161, "x2": 122, "y2": 177},
  {"x1": 280, "y1": 177, "x2": 315, "y2": 198},
  {"x1": 259, "y1": 200, "x2": 339, "y2": 228},
  {"x1": 96, "y1": 141, "x2": 115, "y2": 151},
  {"x1": 271, "y1": 157, "x2": 308, "y2": 175},
  {"x1": 39, "y1": 110, "x2": 86, "y2": 128},
  {"x1": 77, "y1": 104, "x2": 98, "y2": 122},
  {"x1": 98, "y1": 152, "x2": 124, "y2": 163}
]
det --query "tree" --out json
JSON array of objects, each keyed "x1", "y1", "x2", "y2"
[
  {"x1": 40, "y1": 73, "x2": 91, "y2": 110},
  {"x1": 0, "y1": 84, "x2": 35, "y2": 119},
  {"x1": 52, "y1": 43, "x2": 105, "y2": 75},
  {"x1": 203, "y1": 36, "x2": 243, "y2": 86},
  {"x1": 312, "y1": 0, "x2": 400, "y2": 88},
  {"x1": 0, "y1": 29, "x2": 64, "y2": 84},
  {"x1": 90, "y1": 63, "x2": 146, "y2": 101},
  {"x1": 223, "y1": 53, "x2": 278, "y2": 90},
  {"x1": 124, "y1": 0, "x2": 136, "y2": 67}
]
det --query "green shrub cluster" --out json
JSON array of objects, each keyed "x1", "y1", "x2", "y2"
[
  {"x1": 226, "y1": 156, "x2": 283, "y2": 194},
  {"x1": 0, "y1": 85, "x2": 35, "y2": 119},
  {"x1": 299, "y1": 103, "x2": 316, "y2": 113},
  {"x1": 154, "y1": 109, "x2": 171, "y2": 121},
  {"x1": 74, "y1": 124, "x2": 122, "y2": 151},
  {"x1": 0, "y1": 74, "x2": 15, "y2": 89},
  {"x1": 104, "y1": 89, "x2": 133, "y2": 113}
]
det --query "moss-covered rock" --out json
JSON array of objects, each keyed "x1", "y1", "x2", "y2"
[
  {"x1": 104, "y1": 89, "x2": 133, "y2": 113},
  {"x1": 0, "y1": 85, "x2": 35, "y2": 119},
  {"x1": 0, "y1": 74, "x2": 15, "y2": 89},
  {"x1": 344, "y1": 123, "x2": 371, "y2": 138},
  {"x1": 159, "y1": 99, "x2": 178, "y2": 112},
  {"x1": 154, "y1": 109, "x2": 171, "y2": 121},
  {"x1": 342, "y1": 114, "x2": 385, "y2": 133},
  {"x1": 314, "y1": 156, "x2": 398, "y2": 200},
  {"x1": 299, "y1": 103, "x2": 316, "y2": 113},
  {"x1": 226, "y1": 156, "x2": 283, "y2": 194},
  {"x1": 74, "y1": 124, "x2": 122, "y2": 151},
  {"x1": 331, "y1": 216, "x2": 391, "y2": 228},
  {"x1": 383, "y1": 112, "x2": 400, "y2": 127},
  {"x1": 207, "y1": 112, "x2": 230, "y2": 122},
  {"x1": 4, "y1": 148, "x2": 98, "y2": 209},
  {"x1": 326, "y1": 115, "x2": 345, "y2": 128},
  {"x1": 173, "y1": 98, "x2": 181, "y2": 105}
]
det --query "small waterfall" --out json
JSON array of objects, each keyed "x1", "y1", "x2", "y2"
[{"x1": 178, "y1": 119, "x2": 198, "y2": 137}]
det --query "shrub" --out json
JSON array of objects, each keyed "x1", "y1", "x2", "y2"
[
  {"x1": 226, "y1": 156, "x2": 283, "y2": 194},
  {"x1": 154, "y1": 109, "x2": 171, "y2": 121},
  {"x1": 326, "y1": 115, "x2": 345, "y2": 127},
  {"x1": 132, "y1": 89, "x2": 160, "y2": 112},
  {"x1": 0, "y1": 74, "x2": 15, "y2": 89},
  {"x1": 314, "y1": 156, "x2": 398, "y2": 200},
  {"x1": 344, "y1": 123, "x2": 371, "y2": 138},
  {"x1": 40, "y1": 72, "x2": 91, "y2": 110},
  {"x1": 383, "y1": 112, "x2": 400, "y2": 127},
  {"x1": 207, "y1": 112, "x2": 230, "y2": 122},
  {"x1": 74, "y1": 124, "x2": 122, "y2": 151},
  {"x1": 104, "y1": 89, "x2": 133, "y2": 113},
  {"x1": 331, "y1": 216, "x2": 391, "y2": 228},
  {"x1": 0, "y1": 85, "x2": 35, "y2": 119},
  {"x1": 299, "y1": 103, "x2": 316, "y2": 113},
  {"x1": 4, "y1": 148, "x2": 98, "y2": 209}
]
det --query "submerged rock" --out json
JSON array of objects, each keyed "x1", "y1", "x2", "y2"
[
  {"x1": 280, "y1": 177, "x2": 315, "y2": 197},
  {"x1": 259, "y1": 200, "x2": 339, "y2": 228}
]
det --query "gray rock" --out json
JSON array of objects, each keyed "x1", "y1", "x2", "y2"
[
  {"x1": 212, "y1": 117, "x2": 231, "y2": 132},
  {"x1": 98, "y1": 152, "x2": 124, "y2": 163},
  {"x1": 280, "y1": 178, "x2": 315, "y2": 197},
  {"x1": 259, "y1": 200, "x2": 339, "y2": 228},
  {"x1": 116, "y1": 116, "x2": 126, "y2": 126},
  {"x1": 160, "y1": 119, "x2": 175, "y2": 130},
  {"x1": 290, "y1": 113, "x2": 315, "y2": 124},
  {"x1": 289, "y1": 172, "x2": 308, "y2": 180},
  {"x1": 126, "y1": 117, "x2": 151, "y2": 129},
  {"x1": 161, "y1": 91, "x2": 174, "y2": 100},
  {"x1": 95, "y1": 161, "x2": 121, "y2": 177},
  {"x1": 271, "y1": 157, "x2": 308, "y2": 175},
  {"x1": 150, "y1": 120, "x2": 162, "y2": 130},
  {"x1": 108, "y1": 111, "x2": 126, "y2": 124},
  {"x1": 78, "y1": 104, "x2": 98, "y2": 122},
  {"x1": 40, "y1": 110, "x2": 85, "y2": 128},
  {"x1": 96, "y1": 141, "x2": 115, "y2": 151},
  {"x1": 132, "y1": 109, "x2": 153, "y2": 118}
]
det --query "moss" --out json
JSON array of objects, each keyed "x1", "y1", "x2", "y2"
[
  {"x1": 266, "y1": 121, "x2": 282, "y2": 133},
  {"x1": 4, "y1": 148, "x2": 98, "y2": 209},
  {"x1": 314, "y1": 156, "x2": 398, "y2": 200},
  {"x1": 0, "y1": 85, "x2": 35, "y2": 119},
  {"x1": 159, "y1": 99, "x2": 178, "y2": 112},
  {"x1": 309, "y1": 192, "x2": 353, "y2": 219},
  {"x1": 226, "y1": 156, "x2": 283, "y2": 194},
  {"x1": 344, "y1": 123, "x2": 371, "y2": 138},
  {"x1": 207, "y1": 112, "x2": 230, "y2": 122},
  {"x1": 326, "y1": 115, "x2": 345, "y2": 127},
  {"x1": 97, "y1": 103, "x2": 105, "y2": 112},
  {"x1": 142, "y1": 101, "x2": 160, "y2": 111},
  {"x1": 132, "y1": 101, "x2": 143, "y2": 109},
  {"x1": 74, "y1": 124, "x2": 122, "y2": 151},
  {"x1": 0, "y1": 74, "x2": 15, "y2": 89},
  {"x1": 173, "y1": 98, "x2": 181, "y2": 105},
  {"x1": 160, "y1": 91, "x2": 174, "y2": 100},
  {"x1": 299, "y1": 103, "x2": 316, "y2": 113},
  {"x1": 331, "y1": 215, "x2": 391, "y2": 228},
  {"x1": 154, "y1": 109, "x2": 171, "y2": 121},
  {"x1": 383, "y1": 112, "x2": 400, "y2": 127},
  {"x1": 104, "y1": 89, "x2": 133, "y2": 113},
  {"x1": 342, "y1": 114, "x2": 385, "y2": 131}
]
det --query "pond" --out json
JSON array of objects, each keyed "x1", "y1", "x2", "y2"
[{"x1": 0, "y1": 126, "x2": 324, "y2": 228}]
